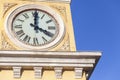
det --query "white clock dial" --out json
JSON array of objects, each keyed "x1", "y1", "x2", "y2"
[
  {"x1": 12, "y1": 10, "x2": 58, "y2": 46},
  {"x1": 5, "y1": 4, "x2": 65, "y2": 50}
]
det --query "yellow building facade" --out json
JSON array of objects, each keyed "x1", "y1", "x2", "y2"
[{"x1": 0, "y1": 0, "x2": 101, "y2": 80}]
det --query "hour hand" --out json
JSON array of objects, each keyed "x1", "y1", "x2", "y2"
[
  {"x1": 30, "y1": 23, "x2": 35, "y2": 27},
  {"x1": 30, "y1": 23, "x2": 39, "y2": 33}
]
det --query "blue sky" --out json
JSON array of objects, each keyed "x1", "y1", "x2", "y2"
[{"x1": 71, "y1": 0, "x2": 120, "y2": 80}]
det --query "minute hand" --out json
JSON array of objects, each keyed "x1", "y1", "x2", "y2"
[
  {"x1": 30, "y1": 23, "x2": 54, "y2": 37},
  {"x1": 38, "y1": 27, "x2": 54, "y2": 37}
]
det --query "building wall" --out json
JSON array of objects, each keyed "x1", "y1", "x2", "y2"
[
  {"x1": 0, "y1": 70, "x2": 86, "y2": 80},
  {"x1": 0, "y1": 0, "x2": 89, "y2": 80},
  {"x1": 0, "y1": 0, "x2": 76, "y2": 51}
]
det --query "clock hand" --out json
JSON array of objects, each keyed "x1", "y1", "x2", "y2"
[
  {"x1": 30, "y1": 23, "x2": 35, "y2": 27},
  {"x1": 30, "y1": 23, "x2": 54, "y2": 37},
  {"x1": 33, "y1": 10, "x2": 39, "y2": 33},
  {"x1": 38, "y1": 27, "x2": 54, "y2": 37}
]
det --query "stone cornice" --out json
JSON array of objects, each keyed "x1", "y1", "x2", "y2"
[
  {"x1": 0, "y1": 51, "x2": 101, "y2": 57},
  {"x1": 0, "y1": 51, "x2": 101, "y2": 79},
  {"x1": 21, "y1": 0, "x2": 71, "y2": 3}
]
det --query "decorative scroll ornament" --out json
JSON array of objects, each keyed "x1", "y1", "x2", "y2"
[
  {"x1": 3, "y1": 3, "x2": 17, "y2": 16},
  {"x1": 0, "y1": 32, "x2": 15, "y2": 50},
  {"x1": 51, "y1": 5, "x2": 67, "y2": 21},
  {"x1": 58, "y1": 35, "x2": 70, "y2": 51},
  {"x1": 60, "y1": 40, "x2": 70, "y2": 51}
]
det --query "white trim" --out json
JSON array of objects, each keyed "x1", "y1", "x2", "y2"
[
  {"x1": 0, "y1": 51, "x2": 101, "y2": 56},
  {"x1": 22, "y1": 0, "x2": 71, "y2": 3}
]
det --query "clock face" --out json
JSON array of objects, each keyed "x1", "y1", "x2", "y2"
[
  {"x1": 12, "y1": 9, "x2": 58, "y2": 46},
  {"x1": 5, "y1": 4, "x2": 65, "y2": 50}
]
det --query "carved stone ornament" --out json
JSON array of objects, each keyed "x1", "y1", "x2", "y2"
[
  {"x1": 60, "y1": 40, "x2": 70, "y2": 51},
  {"x1": 3, "y1": 3, "x2": 17, "y2": 16},
  {"x1": 51, "y1": 5, "x2": 67, "y2": 21},
  {"x1": 57, "y1": 35, "x2": 70, "y2": 51},
  {"x1": 0, "y1": 32, "x2": 15, "y2": 50}
]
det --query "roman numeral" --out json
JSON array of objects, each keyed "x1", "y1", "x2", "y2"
[
  {"x1": 16, "y1": 30, "x2": 25, "y2": 38},
  {"x1": 32, "y1": 12, "x2": 34, "y2": 17},
  {"x1": 22, "y1": 13, "x2": 29, "y2": 19},
  {"x1": 33, "y1": 37, "x2": 39, "y2": 45},
  {"x1": 14, "y1": 25, "x2": 22, "y2": 28},
  {"x1": 19, "y1": 33, "x2": 25, "y2": 38},
  {"x1": 16, "y1": 30, "x2": 24, "y2": 35},
  {"x1": 32, "y1": 11, "x2": 39, "y2": 17},
  {"x1": 48, "y1": 26, "x2": 56, "y2": 30},
  {"x1": 41, "y1": 14, "x2": 45, "y2": 19},
  {"x1": 46, "y1": 19, "x2": 52, "y2": 24},
  {"x1": 42, "y1": 36, "x2": 47, "y2": 43},
  {"x1": 17, "y1": 19, "x2": 24, "y2": 22},
  {"x1": 23, "y1": 35, "x2": 31, "y2": 43}
]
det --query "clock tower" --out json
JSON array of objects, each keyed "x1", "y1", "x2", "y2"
[{"x1": 0, "y1": 0, "x2": 101, "y2": 80}]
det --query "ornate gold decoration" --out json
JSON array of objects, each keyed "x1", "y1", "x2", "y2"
[
  {"x1": 3, "y1": 3, "x2": 17, "y2": 16},
  {"x1": 51, "y1": 5, "x2": 67, "y2": 21},
  {"x1": 0, "y1": 32, "x2": 15, "y2": 50}
]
